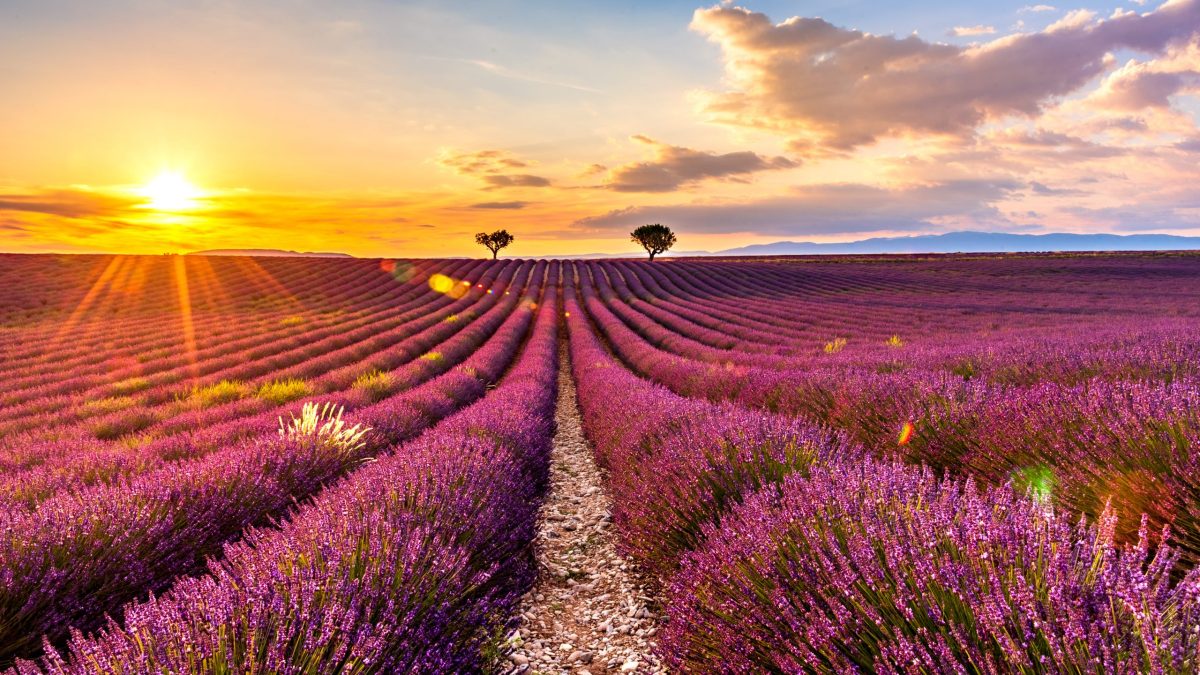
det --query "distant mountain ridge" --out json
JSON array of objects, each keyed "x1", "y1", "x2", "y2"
[
  {"x1": 712, "y1": 231, "x2": 1200, "y2": 256},
  {"x1": 188, "y1": 249, "x2": 354, "y2": 258}
]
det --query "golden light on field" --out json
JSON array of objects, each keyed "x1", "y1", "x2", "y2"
[{"x1": 140, "y1": 171, "x2": 204, "y2": 211}]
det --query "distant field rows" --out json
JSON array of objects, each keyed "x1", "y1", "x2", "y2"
[{"x1": 2, "y1": 252, "x2": 1200, "y2": 672}]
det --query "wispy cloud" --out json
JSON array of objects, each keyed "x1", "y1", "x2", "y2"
[
  {"x1": 426, "y1": 56, "x2": 602, "y2": 94},
  {"x1": 469, "y1": 200, "x2": 527, "y2": 209},
  {"x1": 483, "y1": 175, "x2": 552, "y2": 188},
  {"x1": 949, "y1": 25, "x2": 996, "y2": 37},
  {"x1": 0, "y1": 189, "x2": 140, "y2": 219},
  {"x1": 438, "y1": 149, "x2": 552, "y2": 189}
]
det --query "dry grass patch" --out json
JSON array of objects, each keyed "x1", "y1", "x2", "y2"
[
  {"x1": 352, "y1": 370, "x2": 396, "y2": 402},
  {"x1": 257, "y1": 378, "x2": 312, "y2": 405}
]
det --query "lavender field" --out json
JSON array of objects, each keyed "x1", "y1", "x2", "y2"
[{"x1": 2, "y1": 251, "x2": 1200, "y2": 673}]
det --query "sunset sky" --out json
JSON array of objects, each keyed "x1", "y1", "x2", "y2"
[{"x1": 2, "y1": 0, "x2": 1199, "y2": 257}]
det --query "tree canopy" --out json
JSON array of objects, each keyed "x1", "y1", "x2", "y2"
[
  {"x1": 630, "y1": 224, "x2": 676, "y2": 261},
  {"x1": 475, "y1": 230, "x2": 515, "y2": 259}
]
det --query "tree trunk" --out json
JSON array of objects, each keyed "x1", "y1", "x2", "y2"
[
  {"x1": 648, "y1": 251, "x2": 656, "y2": 261},
  {"x1": 492, "y1": 250, "x2": 498, "y2": 260}
]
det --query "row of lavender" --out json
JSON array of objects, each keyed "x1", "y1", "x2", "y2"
[
  {"x1": 578, "y1": 260, "x2": 1200, "y2": 562},
  {"x1": 0, "y1": 261, "x2": 532, "y2": 512},
  {"x1": 0, "y1": 255, "x2": 407, "y2": 385},
  {"x1": 2, "y1": 259, "x2": 522, "y2": 457},
  {"x1": 0, "y1": 260, "x2": 549, "y2": 667},
  {"x1": 0, "y1": 257, "x2": 489, "y2": 432},
  {"x1": 565, "y1": 263, "x2": 1200, "y2": 671},
  {"x1": 594, "y1": 258, "x2": 1200, "y2": 383},
  {"x1": 10, "y1": 271, "x2": 561, "y2": 674}
]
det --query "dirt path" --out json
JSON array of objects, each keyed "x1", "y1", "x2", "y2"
[{"x1": 501, "y1": 340, "x2": 664, "y2": 674}]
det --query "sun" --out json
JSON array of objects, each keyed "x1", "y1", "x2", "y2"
[{"x1": 140, "y1": 171, "x2": 203, "y2": 211}]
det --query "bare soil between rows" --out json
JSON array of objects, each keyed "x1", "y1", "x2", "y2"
[{"x1": 500, "y1": 339, "x2": 664, "y2": 674}]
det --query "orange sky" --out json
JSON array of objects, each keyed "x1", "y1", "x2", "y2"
[{"x1": 1, "y1": 1, "x2": 1198, "y2": 257}]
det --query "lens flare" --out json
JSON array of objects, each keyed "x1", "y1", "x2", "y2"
[
  {"x1": 898, "y1": 421, "x2": 914, "y2": 445},
  {"x1": 429, "y1": 274, "x2": 455, "y2": 294},
  {"x1": 429, "y1": 273, "x2": 469, "y2": 298},
  {"x1": 1011, "y1": 465, "x2": 1056, "y2": 505},
  {"x1": 380, "y1": 259, "x2": 414, "y2": 282}
]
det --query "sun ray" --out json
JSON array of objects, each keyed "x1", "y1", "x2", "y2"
[
  {"x1": 172, "y1": 256, "x2": 199, "y2": 381},
  {"x1": 98, "y1": 256, "x2": 153, "y2": 320},
  {"x1": 52, "y1": 255, "x2": 128, "y2": 347},
  {"x1": 187, "y1": 255, "x2": 232, "y2": 313},
  {"x1": 233, "y1": 256, "x2": 303, "y2": 312}
]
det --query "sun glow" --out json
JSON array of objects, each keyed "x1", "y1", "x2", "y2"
[{"x1": 140, "y1": 171, "x2": 203, "y2": 211}]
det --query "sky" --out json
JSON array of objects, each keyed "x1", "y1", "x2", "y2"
[{"x1": 1, "y1": 0, "x2": 1198, "y2": 257}]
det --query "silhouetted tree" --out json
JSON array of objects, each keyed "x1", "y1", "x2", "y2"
[
  {"x1": 475, "y1": 230, "x2": 515, "y2": 259},
  {"x1": 630, "y1": 224, "x2": 676, "y2": 261}
]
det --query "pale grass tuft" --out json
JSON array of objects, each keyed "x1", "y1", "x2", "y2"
[
  {"x1": 278, "y1": 402, "x2": 370, "y2": 454},
  {"x1": 823, "y1": 337, "x2": 847, "y2": 354}
]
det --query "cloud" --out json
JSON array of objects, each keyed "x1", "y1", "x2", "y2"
[
  {"x1": 1067, "y1": 203, "x2": 1200, "y2": 231},
  {"x1": 1177, "y1": 137, "x2": 1200, "y2": 151},
  {"x1": 1101, "y1": 69, "x2": 1196, "y2": 108},
  {"x1": 0, "y1": 189, "x2": 140, "y2": 219},
  {"x1": 689, "y1": 1, "x2": 1200, "y2": 151},
  {"x1": 1045, "y1": 9, "x2": 1097, "y2": 33},
  {"x1": 986, "y1": 128, "x2": 1126, "y2": 159},
  {"x1": 574, "y1": 179, "x2": 1018, "y2": 236},
  {"x1": 1087, "y1": 40, "x2": 1200, "y2": 111},
  {"x1": 605, "y1": 135, "x2": 797, "y2": 192},
  {"x1": 438, "y1": 149, "x2": 529, "y2": 175},
  {"x1": 429, "y1": 57, "x2": 603, "y2": 94},
  {"x1": 579, "y1": 163, "x2": 608, "y2": 177},
  {"x1": 438, "y1": 149, "x2": 551, "y2": 189},
  {"x1": 483, "y1": 174, "x2": 552, "y2": 188},
  {"x1": 1057, "y1": 180, "x2": 1200, "y2": 232},
  {"x1": 0, "y1": 219, "x2": 33, "y2": 233},
  {"x1": 1020, "y1": 5, "x2": 1057, "y2": 13},
  {"x1": 950, "y1": 25, "x2": 996, "y2": 37},
  {"x1": 1029, "y1": 180, "x2": 1086, "y2": 195},
  {"x1": 469, "y1": 201, "x2": 528, "y2": 209}
]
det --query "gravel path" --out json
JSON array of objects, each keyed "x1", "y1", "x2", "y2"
[{"x1": 500, "y1": 339, "x2": 665, "y2": 674}]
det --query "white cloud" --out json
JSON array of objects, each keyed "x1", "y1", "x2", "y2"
[
  {"x1": 950, "y1": 25, "x2": 997, "y2": 37},
  {"x1": 1045, "y1": 9, "x2": 1097, "y2": 32}
]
